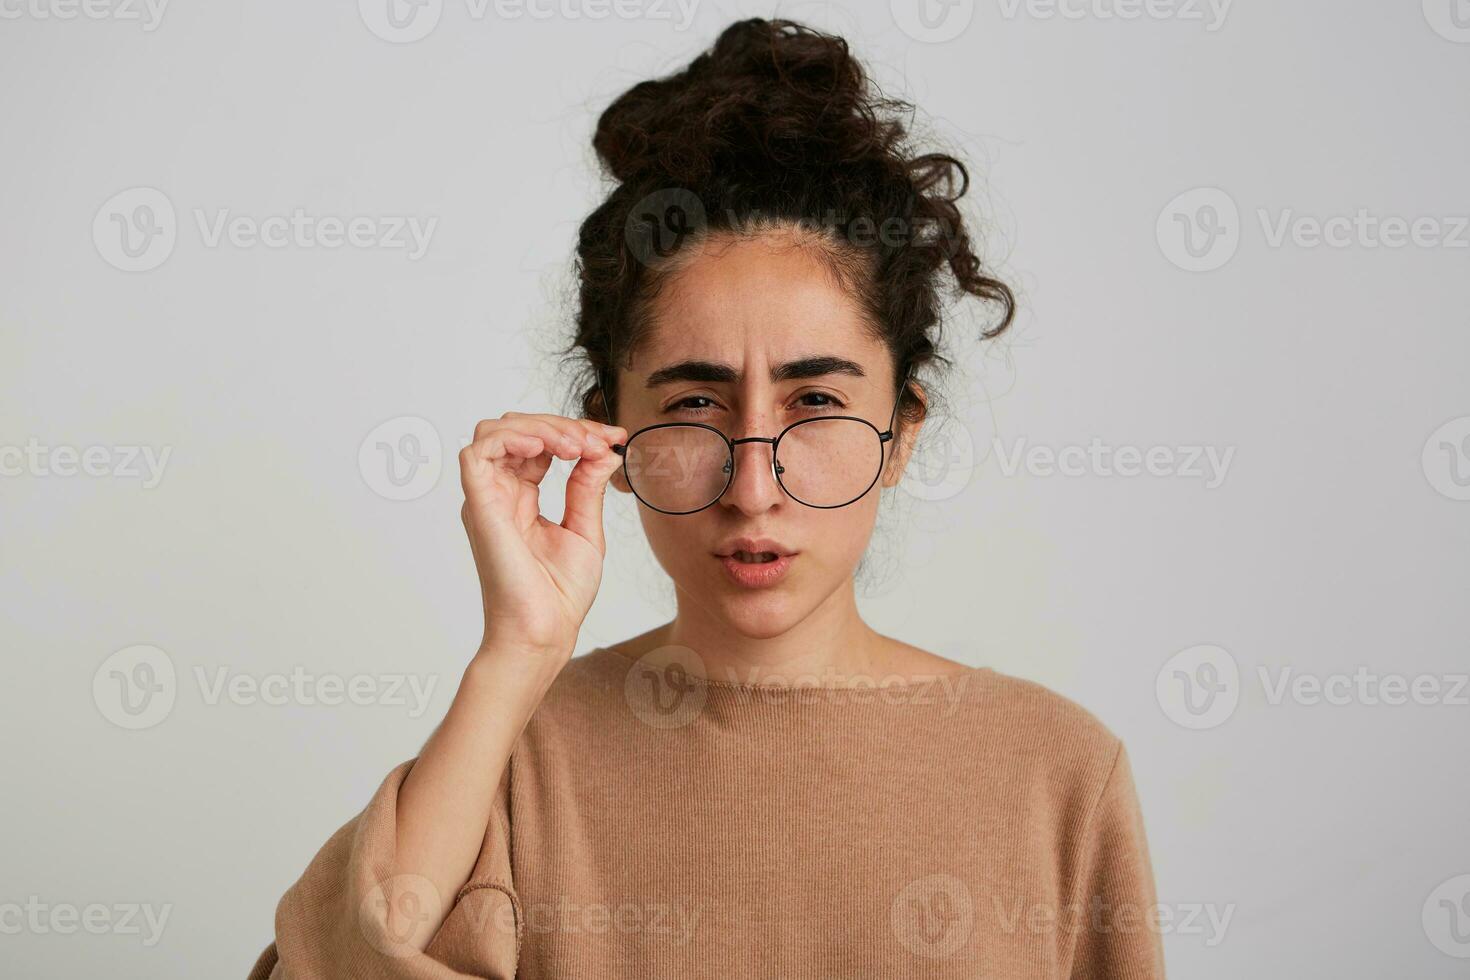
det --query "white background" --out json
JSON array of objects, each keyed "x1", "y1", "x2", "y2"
[{"x1": 2, "y1": 1, "x2": 1468, "y2": 976}]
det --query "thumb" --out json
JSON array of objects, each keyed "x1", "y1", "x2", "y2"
[{"x1": 561, "y1": 446, "x2": 624, "y2": 551}]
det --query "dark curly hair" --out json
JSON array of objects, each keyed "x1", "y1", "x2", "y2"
[{"x1": 567, "y1": 17, "x2": 1014, "y2": 430}]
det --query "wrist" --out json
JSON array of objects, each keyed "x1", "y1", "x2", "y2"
[{"x1": 468, "y1": 640, "x2": 572, "y2": 692}]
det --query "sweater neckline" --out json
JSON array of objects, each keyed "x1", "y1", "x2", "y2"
[{"x1": 587, "y1": 645, "x2": 993, "y2": 694}]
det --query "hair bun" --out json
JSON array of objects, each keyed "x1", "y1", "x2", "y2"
[{"x1": 592, "y1": 19, "x2": 901, "y2": 185}]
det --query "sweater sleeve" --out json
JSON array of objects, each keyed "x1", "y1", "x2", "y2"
[
  {"x1": 1064, "y1": 741, "x2": 1166, "y2": 980},
  {"x1": 245, "y1": 758, "x2": 521, "y2": 980}
]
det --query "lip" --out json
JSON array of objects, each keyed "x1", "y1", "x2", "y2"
[
  {"x1": 713, "y1": 537, "x2": 796, "y2": 559},
  {"x1": 718, "y1": 553, "x2": 794, "y2": 589}
]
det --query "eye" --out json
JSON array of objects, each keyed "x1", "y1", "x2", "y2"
[
  {"x1": 666, "y1": 394, "x2": 719, "y2": 414},
  {"x1": 792, "y1": 390, "x2": 846, "y2": 411}
]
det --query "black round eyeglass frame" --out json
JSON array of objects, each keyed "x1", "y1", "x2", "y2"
[{"x1": 608, "y1": 371, "x2": 911, "y2": 516}]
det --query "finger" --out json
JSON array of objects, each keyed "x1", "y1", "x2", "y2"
[
  {"x1": 560, "y1": 443, "x2": 626, "y2": 550},
  {"x1": 496, "y1": 414, "x2": 608, "y2": 455},
  {"x1": 475, "y1": 418, "x2": 584, "y2": 462},
  {"x1": 502, "y1": 413, "x2": 628, "y2": 450},
  {"x1": 576, "y1": 418, "x2": 629, "y2": 445},
  {"x1": 596, "y1": 424, "x2": 629, "y2": 450},
  {"x1": 459, "y1": 432, "x2": 543, "y2": 504}
]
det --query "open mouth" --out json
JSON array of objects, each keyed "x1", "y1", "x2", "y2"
[{"x1": 731, "y1": 550, "x2": 780, "y2": 564}]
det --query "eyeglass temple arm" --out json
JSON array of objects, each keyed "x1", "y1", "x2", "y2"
[
  {"x1": 880, "y1": 366, "x2": 913, "y2": 440},
  {"x1": 598, "y1": 369, "x2": 630, "y2": 454}
]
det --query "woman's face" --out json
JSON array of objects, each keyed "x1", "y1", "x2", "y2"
[{"x1": 611, "y1": 229, "x2": 920, "y2": 639}]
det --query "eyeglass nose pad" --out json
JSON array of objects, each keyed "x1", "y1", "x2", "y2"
[{"x1": 720, "y1": 453, "x2": 782, "y2": 481}]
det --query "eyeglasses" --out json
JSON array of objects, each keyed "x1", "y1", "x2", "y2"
[{"x1": 610, "y1": 372, "x2": 910, "y2": 515}]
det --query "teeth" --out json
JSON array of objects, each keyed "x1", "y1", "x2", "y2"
[{"x1": 734, "y1": 550, "x2": 777, "y2": 563}]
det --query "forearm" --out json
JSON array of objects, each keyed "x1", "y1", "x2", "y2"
[{"x1": 392, "y1": 643, "x2": 568, "y2": 937}]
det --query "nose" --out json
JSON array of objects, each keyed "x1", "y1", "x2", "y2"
[{"x1": 719, "y1": 434, "x2": 785, "y2": 516}]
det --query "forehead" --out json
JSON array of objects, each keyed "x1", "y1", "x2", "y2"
[{"x1": 635, "y1": 231, "x2": 888, "y2": 375}]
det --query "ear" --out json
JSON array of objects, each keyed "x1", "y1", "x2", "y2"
[
  {"x1": 880, "y1": 379, "x2": 927, "y2": 488},
  {"x1": 610, "y1": 463, "x2": 631, "y2": 495},
  {"x1": 586, "y1": 382, "x2": 632, "y2": 494}
]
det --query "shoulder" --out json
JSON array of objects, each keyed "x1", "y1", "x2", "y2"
[
  {"x1": 976, "y1": 668, "x2": 1122, "y2": 748},
  {"x1": 957, "y1": 667, "x2": 1128, "y2": 813}
]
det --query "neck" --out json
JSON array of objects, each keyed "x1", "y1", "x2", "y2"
[{"x1": 660, "y1": 578, "x2": 887, "y2": 685}]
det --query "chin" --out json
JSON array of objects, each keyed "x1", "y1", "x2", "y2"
[
  {"x1": 703, "y1": 564, "x2": 827, "y2": 640},
  {"x1": 716, "y1": 593, "x2": 805, "y2": 640}
]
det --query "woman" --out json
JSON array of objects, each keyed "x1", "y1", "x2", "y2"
[{"x1": 249, "y1": 18, "x2": 1164, "y2": 979}]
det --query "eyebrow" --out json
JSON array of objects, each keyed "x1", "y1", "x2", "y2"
[{"x1": 644, "y1": 355, "x2": 867, "y2": 388}]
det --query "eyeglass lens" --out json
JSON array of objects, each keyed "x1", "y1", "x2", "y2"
[{"x1": 622, "y1": 417, "x2": 884, "y2": 513}]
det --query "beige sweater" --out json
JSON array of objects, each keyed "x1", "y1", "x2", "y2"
[{"x1": 248, "y1": 647, "x2": 1165, "y2": 978}]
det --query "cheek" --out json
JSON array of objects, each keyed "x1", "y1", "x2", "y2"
[
  {"x1": 810, "y1": 500, "x2": 880, "y2": 569},
  {"x1": 637, "y1": 511, "x2": 702, "y2": 574}
]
